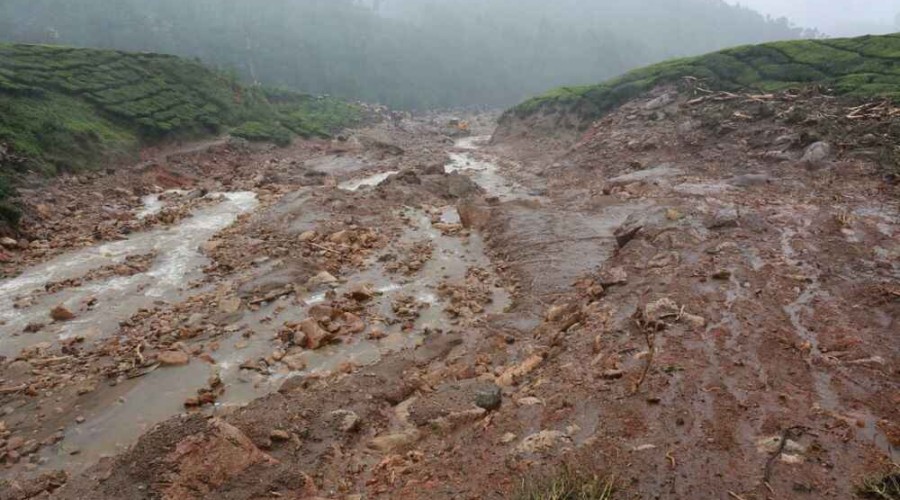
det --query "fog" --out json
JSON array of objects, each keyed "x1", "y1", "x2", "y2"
[
  {"x1": 0, "y1": 0, "x2": 881, "y2": 110},
  {"x1": 728, "y1": 0, "x2": 900, "y2": 36}
]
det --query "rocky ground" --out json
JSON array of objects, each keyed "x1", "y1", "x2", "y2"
[{"x1": 0, "y1": 91, "x2": 898, "y2": 500}]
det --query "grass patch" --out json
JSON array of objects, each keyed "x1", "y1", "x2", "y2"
[
  {"x1": 858, "y1": 466, "x2": 900, "y2": 499},
  {"x1": 230, "y1": 121, "x2": 294, "y2": 147},
  {"x1": 505, "y1": 33, "x2": 900, "y2": 130},
  {"x1": 0, "y1": 43, "x2": 363, "y2": 228},
  {"x1": 515, "y1": 466, "x2": 615, "y2": 500}
]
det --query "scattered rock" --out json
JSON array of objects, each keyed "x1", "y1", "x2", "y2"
[
  {"x1": 347, "y1": 283, "x2": 375, "y2": 302},
  {"x1": 800, "y1": 141, "x2": 831, "y2": 168},
  {"x1": 474, "y1": 385, "x2": 502, "y2": 411},
  {"x1": 307, "y1": 271, "x2": 337, "y2": 288},
  {"x1": 706, "y1": 208, "x2": 739, "y2": 230},
  {"x1": 0, "y1": 237, "x2": 17, "y2": 248},
  {"x1": 728, "y1": 173, "x2": 772, "y2": 187},
  {"x1": 50, "y1": 305, "x2": 75, "y2": 322},
  {"x1": 281, "y1": 353, "x2": 307, "y2": 371},
  {"x1": 600, "y1": 369, "x2": 625, "y2": 379},
  {"x1": 607, "y1": 164, "x2": 683, "y2": 187},
  {"x1": 643, "y1": 298, "x2": 680, "y2": 324},
  {"x1": 598, "y1": 266, "x2": 628, "y2": 287},
  {"x1": 369, "y1": 429, "x2": 421, "y2": 453},
  {"x1": 298, "y1": 318, "x2": 331, "y2": 350},
  {"x1": 269, "y1": 429, "x2": 290, "y2": 441},
  {"x1": 218, "y1": 297, "x2": 242, "y2": 315},
  {"x1": 515, "y1": 430, "x2": 571, "y2": 455},
  {"x1": 158, "y1": 350, "x2": 190, "y2": 366},
  {"x1": 644, "y1": 93, "x2": 675, "y2": 110},
  {"x1": 161, "y1": 419, "x2": 276, "y2": 499},
  {"x1": 681, "y1": 313, "x2": 707, "y2": 329},
  {"x1": 712, "y1": 270, "x2": 732, "y2": 280},
  {"x1": 330, "y1": 410, "x2": 361, "y2": 433}
]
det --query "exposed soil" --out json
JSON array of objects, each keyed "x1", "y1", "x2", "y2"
[{"x1": 0, "y1": 93, "x2": 898, "y2": 500}]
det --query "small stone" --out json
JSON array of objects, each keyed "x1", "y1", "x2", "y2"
[
  {"x1": 600, "y1": 369, "x2": 625, "y2": 380},
  {"x1": 6, "y1": 436, "x2": 25, "y2": 450},
  {"x1": 800, "y1": 141, "x2": 831, "y2": 168},
  {"x1": 298, "y1": 230, "x2": 317, "y2": 242},
  {"x1": 307, "y1": 271, "x2": 337, "y2": 288},
  {"x1": 0, "y1": 237, "x2": 17, "y2": 248},
  {"x1": 474, "y1": 385, "x2": 502, "y2": 411},
  {"x1": 282, "y1": 353, "x2": 307, "y2": 371},
  {"x1": 269, "y1": 429, "x2": 290, "y2": 441},
  {"x1": 50, "y1": 305, "x2": 75, "y2": 322},
  {"x1": 347, "y1": 283, "x2": 374, "y2": 302},
  {"x1": 299, "y1": 318, "x2": 330, "y2": 350},
  {"x1": 598, "y1": 266, "x2": 628, "y2": 287},
  {"x1": 501, "y1": 432, "x2": 517, "y2": 444},
  {"x1": 515, "y1": 430, "x2": 571, "y2": 454},
  {"x1": 369, "y1": 429, "x2": 421, "y2": 453},
  {"x1": 75, "y1": 416, "x2": 86, "y2": 424},
  {"x1": 330, "y1": 410, "x2": 361, "y2": 433},
  {"x1": 712, "y1": 270, "x2": 732, "y2": 280},
  {"x1": 158, "y1": 350, "x2": 190, "y2": 366},
  {"x1": 218, "y1": 297, "x2": 242, "y2": 314},
  {"x1": 643, "y1": 297, "x2": 680, "y2": 323},
  {"x1": 681, "y1": 313, "x2": 707, "y2": 329},
  {"x1": 23, "y1": 323, "x2": 44, "y2": 333}
]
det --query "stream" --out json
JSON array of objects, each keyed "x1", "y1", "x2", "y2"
[{"x1": 1, "y1": 135, "x2": 520, "y2": 473}]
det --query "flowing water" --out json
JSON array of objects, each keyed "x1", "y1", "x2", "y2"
[{"x1": 10, "y1": 135, "x2": 522, "y2": 473}]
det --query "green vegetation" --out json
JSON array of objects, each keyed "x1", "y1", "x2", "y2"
[
  {"x1": 515, "y1": 467, "x2": 615, "y2": 500},
  {"x1": 506, "y1": 34, "x2": 900, "y2": 129},
  {"x1": 0, "y1": 43, "x2": 362, "y2": 227},
  {"x1": 0, "y1": 0, "x2": 817, "y2": 110}
]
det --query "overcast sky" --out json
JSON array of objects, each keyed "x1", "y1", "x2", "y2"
[{"x1": 726, "y1": 0, "x2": 900, "y2": 36}]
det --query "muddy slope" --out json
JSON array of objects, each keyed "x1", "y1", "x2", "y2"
[{"x1": 0, "y1": 91, "x2": 898, "y2": 500}]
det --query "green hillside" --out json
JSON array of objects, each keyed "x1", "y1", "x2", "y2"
[
  {"x1": 0, "y1": 43, "x2": 363, "y2": 226},
  {"x1": 502, "y1": 33, "x2": 900, "y2": 130}
]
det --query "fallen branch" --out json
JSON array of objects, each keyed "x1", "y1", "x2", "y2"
[
  {"x1": 0, "y1": 384, "x2": 28, "y2": 395},
  {"x1": 304, "y1": 241, "x2": 340, "y2": 255}
]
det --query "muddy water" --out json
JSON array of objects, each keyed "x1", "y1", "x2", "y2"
[
  {"x1": 0, "y1": 192, "x2": 258, "y2": 357},
  {"x1": 25, "y1": 135, "x2": 521, "y2": 473}
]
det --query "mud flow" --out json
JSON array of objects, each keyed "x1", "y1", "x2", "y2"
[{"x1": 1, "y1": 98, "x2": 899, "y2": 500}]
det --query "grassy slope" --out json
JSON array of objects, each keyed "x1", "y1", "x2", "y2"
[
  {"x1": 0, "y1": 44, "x2": 364, "y2": 226},
  {"x1": 503, "y1": 33, "x2": 900, "y2": 129}
]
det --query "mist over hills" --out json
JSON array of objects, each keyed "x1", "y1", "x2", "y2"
[{"x1": 0, "y1": 0, "x2": 818, "y2": 109}]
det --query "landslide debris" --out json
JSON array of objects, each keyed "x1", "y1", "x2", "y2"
[{"x1": 497, "y1": 32, "x2": 900, "y2": 138}]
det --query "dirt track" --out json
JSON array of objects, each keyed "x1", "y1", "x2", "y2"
[{"x1": 0, "y1": 92, "x2": 898, "y2": 499}]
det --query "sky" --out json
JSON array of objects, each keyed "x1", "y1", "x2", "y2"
[{"x1": 726, "y1": 0, "x2": 900, "y2": 36}]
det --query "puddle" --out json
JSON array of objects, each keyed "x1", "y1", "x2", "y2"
[{"x1": 338, "y1": 171, "x2": 399, "y2": 191}]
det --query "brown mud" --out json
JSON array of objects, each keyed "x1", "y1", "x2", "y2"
[{"x1": 0, "y1": 95, "x2": 898, "y2": 500}]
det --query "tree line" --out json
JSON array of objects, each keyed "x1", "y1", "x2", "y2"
[{"x1": 0, "y1": 0, "x2": 818, "y2": 109}]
